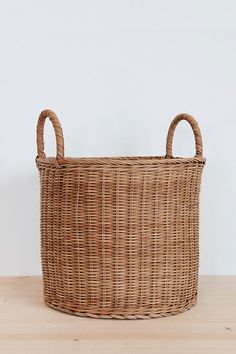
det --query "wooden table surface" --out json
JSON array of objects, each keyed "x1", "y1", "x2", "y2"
[{"x1": 0, "y1": 276, "x2": 235, "y2": 354}]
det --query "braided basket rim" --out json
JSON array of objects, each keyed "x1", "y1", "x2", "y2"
[
  {"x1": 45, "y1": 296, "x2": 197, "y2": 320},
  {"x1": 36, "y1": 155, "x2": 206, "y2": 168}
]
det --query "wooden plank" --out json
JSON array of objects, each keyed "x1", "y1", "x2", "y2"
[{"x1": 0, "y1": 276, "x2": 235, "y2": 354}]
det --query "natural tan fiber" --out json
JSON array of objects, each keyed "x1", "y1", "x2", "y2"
[{"x1": 36, "y1": 110, "x2": 206, "y2": 319}]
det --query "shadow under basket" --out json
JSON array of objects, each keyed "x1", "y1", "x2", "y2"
[{"x1": 36, "y1": 110, "x2": 206, "y2": 319}]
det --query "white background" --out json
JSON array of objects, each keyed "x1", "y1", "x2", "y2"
[{"x1": 0, "y1": 0, "x2": 235, "y2": 275}]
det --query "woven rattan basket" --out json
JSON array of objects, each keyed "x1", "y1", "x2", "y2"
[{"x1": 36, "y1": 110, "x2": 205, "y2": 319}]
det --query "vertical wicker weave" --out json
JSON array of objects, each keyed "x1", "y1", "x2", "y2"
[{"x1": 36, "y1": 110, "x2": 205, "y2": 319}]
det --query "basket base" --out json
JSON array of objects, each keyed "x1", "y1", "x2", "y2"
[{"x1": 44, "y1": 297, "x2": 197, "y2": 320}]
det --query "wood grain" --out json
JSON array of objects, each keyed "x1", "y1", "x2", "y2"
[{"x1": 0, "y1": 276, "x2": 235, "y2": 354}]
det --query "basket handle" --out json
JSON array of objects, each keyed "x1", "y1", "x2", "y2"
[
  {"x1": 36, "y1": 109, "x2": 64, "y2": 160},
  {"x1": 165, "y1": 113, "x2": 203, "y2": 158}
]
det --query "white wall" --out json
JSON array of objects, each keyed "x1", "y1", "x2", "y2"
[{"x1": 0, "y1": 0, "x2": 235, "y2": 275}]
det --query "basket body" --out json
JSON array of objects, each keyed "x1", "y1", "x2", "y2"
[{"x1": 36, "y1": 111, "x2": 205, "y2": 319}]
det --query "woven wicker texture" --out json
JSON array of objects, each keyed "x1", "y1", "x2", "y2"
[{"x1": 36, "y1": 110, "x2": 205, "y2": 319}]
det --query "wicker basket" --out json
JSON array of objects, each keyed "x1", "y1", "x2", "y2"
[{"x1": 36, "y1": 110, "x2": 205, "y2": 319}]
